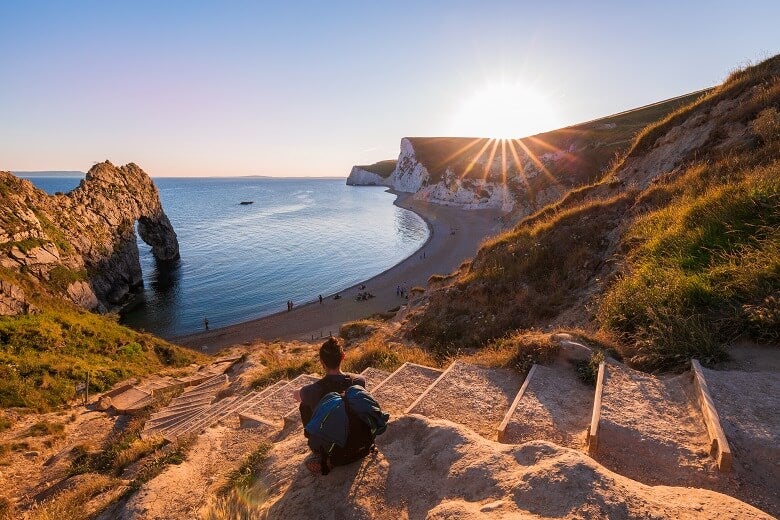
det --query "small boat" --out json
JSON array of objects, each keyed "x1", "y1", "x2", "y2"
[{"x1": 239, "y1": 201, "x2": 254, "y2": 205}]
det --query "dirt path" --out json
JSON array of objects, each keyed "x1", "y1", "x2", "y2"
[
  {"x1": 501, "y1": 361, "x2": 593, "y2": 449},
  {"x1": 244, "y1": 415, "x2": 771, "y2": 519},
  {"x1": 175, "y1": 193, "x2": 506, "y2": 352},
  {"x1": 702, "y1": 366, "x2": 780, "y2": 517},
  {"x1": 596, "y1": 361, "x2": 714, "y2": 486},
  {"x1": 407, "y1": 361, "x2": 522, "y2": 440}
]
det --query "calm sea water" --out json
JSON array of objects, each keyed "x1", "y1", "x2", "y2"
[{"x1": 20, "y1": 175, "x2": 428, "y2": 337}]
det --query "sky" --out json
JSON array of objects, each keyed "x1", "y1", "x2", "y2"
[{"x1": 1, "y1": 1, "x2": 778, "y2": 177}]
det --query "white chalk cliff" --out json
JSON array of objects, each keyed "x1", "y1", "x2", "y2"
[{"x1": 346, "y1": 166, "x2": 391, "y2": 187}]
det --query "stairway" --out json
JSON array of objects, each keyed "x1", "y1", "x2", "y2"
[
  {"x1": 405, "y1": 360, "x2": 523, "y2": 440},
  {"x1": 592, "y1": 360, "x2": 713, "y2": 486},
  {"x1": 141, "y1": 374, "x2": 229, "y2": 440},
  {"x1": 132, "y1": 353, "x2": 747, "y2": 489},
  {"x1": 370, "y1": 362, "x2": 443, "y2": 416},
  {"x1": 497, "y1": 362, "x2": 593, "y2": 448}
]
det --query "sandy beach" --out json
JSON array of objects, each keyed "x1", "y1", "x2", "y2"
[{"x1": 175, "y1": 191, "x2": 506, "y2": 351}]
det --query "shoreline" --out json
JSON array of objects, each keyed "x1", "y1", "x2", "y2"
[{"x1": 175, "y1": 191, "x2": 506, "y2": 352}]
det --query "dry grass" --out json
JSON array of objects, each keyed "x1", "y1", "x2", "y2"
[
  {"x1": 460, "y1": 330, "x2": 559, "y2": 373},
  {"x1": 343, "y1": 333, "x2": 438, "y2": 373},
  {"x1": 25, "y1": 420, "x2": 65, "y2": 438},
  {"x1": 27, "y1": 474, "x2": 120, "y2": 520},
  {"x1": 0, "y1": 496, "x2": 13, "y2": 520},
  {"x1": 207, "y1": 443, "x2": 274, "y2": 520},
  {"x1": 406, "y1": 192, "x2": 633, "y2": 353},
  {"x1": 249, "y1": 350, "x2": 319, "y2": 390},
  {"x1": 339, "y1": 319, "x2": 382, "y2": 342},
  {"x1": 113, "y1": 435, "x2": 166, "y2": 470}
]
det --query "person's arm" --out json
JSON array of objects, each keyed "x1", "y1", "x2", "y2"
[{"x1": 294, "y1": 388, "x2": 302, "y2": 403}]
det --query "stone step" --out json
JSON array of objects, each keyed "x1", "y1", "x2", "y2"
[
  {"x1": 110, "y1": 387, "x2": 155, "y2": 414},
  {"x1": 177, "y1": 374, "x2": 228, "y2": 396},
  {"x1": 147, "y1": 406, "x2": 206, "y2": 427},
  {"x1": 150, "y1": 399, "x2": 213, "y2": 417},
  {"x1": 593, "y1": 360, "x2": 713, "y2": 486},
  {"x1": 144, "y1": 408, "x2": 206, "y2": 434},
  {"x1": 371, "y1": 362, "x2": 443, "y2": 416},
  {"x1": 406, "y1": 360, "x2": 522, "y2": 440},
  {"x1": 359, "y1": 367, "x2": 392, "y2": 389},
  {"x1": 498, "y1": 363, "x2": 593, "y2": 448},
  {"x1": 163, "y1": 379, "x2": 291, "y2": 442},
  {"x1": 240, "y1": 373, "x2": 320, "y2": 426}
]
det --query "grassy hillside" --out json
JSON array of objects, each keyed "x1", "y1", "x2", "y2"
[
  {"x1": 405, "y1": 56, "x2": 779, "y2": 370},
  {"x1": 0, "y1": 267, "x2": 202, "y2": 411}
]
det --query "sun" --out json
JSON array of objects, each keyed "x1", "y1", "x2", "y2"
[{"x1": 450, "y1": 80, "x2": 561, "y2": 139}]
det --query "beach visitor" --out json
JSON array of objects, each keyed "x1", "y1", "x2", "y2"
[
  {"x1": 293, "y1": 336, "x2": 387, "y2": 475},
  {"x1": 203, "y1": 316, "x2": 209, "y2": 331},
  {"x1": 319, "y1": 294, "x2": 323, "y2": 304}
]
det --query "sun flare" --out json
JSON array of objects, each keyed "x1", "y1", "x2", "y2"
[{"x1": 451, "y1": 81, "x2": 561, "y2": 139}]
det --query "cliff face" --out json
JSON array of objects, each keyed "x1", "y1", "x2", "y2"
[
  {"x1": 345, "y1": 159, "x2": 396, "y2": 186},
  {"x1": 345, "y1": 166, "x2": 392, "y2": 186},
  {"x1": 347, "y1": 91, "x2": 707, "y2": 215},
  {"x1": 0, "y1": 161, "x2": 179, "y2": 314}
]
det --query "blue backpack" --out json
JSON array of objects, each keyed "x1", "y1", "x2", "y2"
[{"x1": 304, "y1": 385, "x2": 389, "y2": 474}]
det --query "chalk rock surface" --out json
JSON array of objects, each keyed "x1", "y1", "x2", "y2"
[{"x1": 0, "y1": 161, "x2": 179, "y2": 313}]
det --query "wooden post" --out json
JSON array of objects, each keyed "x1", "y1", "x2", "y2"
[
  {"x1": 691, "y1": 359, "x2": 732, "y2": 472},
  {"x1": 497, "y1": 364, "x2": 538, "y2": 442},
  {"x1": 587, "y1": 361, "x2": 606, "y2": 455},
  {"x1": 85, "y1": 372, "x2": 90, "y2": 406}
]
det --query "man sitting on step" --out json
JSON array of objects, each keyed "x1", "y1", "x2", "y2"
[{"x1": 294, "y1": 336, "x2": 367, "y2": 473}]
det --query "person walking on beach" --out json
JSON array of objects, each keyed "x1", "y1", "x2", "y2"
[
  {"x1": 203, "y1": 316, "x2": 209, "y2": 331},
  {"x1": 319, "y1": 294, "x2": 323, "y2": 304}
]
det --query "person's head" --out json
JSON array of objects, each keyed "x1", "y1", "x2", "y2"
[{"x1": 319, "y1": 336, "x2": 344, "y2": 370}]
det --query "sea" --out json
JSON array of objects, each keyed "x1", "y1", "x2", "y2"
[{"x1": 18, "y1": 174, "x2": 429, "y2": 337}]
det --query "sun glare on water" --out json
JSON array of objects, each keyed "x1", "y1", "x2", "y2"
[{"x1": 451, "y1": 81, "x2": 561, "y2": 139}]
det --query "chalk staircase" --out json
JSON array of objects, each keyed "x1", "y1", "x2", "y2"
[
  {"x1": 405, "y1": 360, "x2": 522, "y2": 439},
  {"x1": 124, "y1": 340, "x2": 762, "y2": 493}
]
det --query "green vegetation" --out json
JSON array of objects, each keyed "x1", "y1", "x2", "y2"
[
  {"x1": 0, "y1": 304, "x2": 201, "y2": 411},
  {"x1": 575, "y1": 351, "x2": 605, "y2": 387},
  {"x1": 220, "y1": 442, "x2": 273, "y2": 494},
  {"x1": 70, "y1": 415, "x2": 153, "y2": 475},
  {"x1": 356, "y1": 159, "x2": 397, "y2": 178},
  {"x1": 47, "y1": 265, "x2": 87, "y2": 293},
  {"x1": 34, "y1": 211, "x2": 74, "y2": 255},
  {"x1": 599, "y1": 159, "x2": 779, "y2": 369},
  {"x1": 405, "y1": 55, "x2": 780, "y2": 371}
]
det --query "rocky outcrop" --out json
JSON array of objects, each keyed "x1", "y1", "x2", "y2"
[
  {"x1": 345, "y1": 160, "x2": 396, "y2": 187},
  {"x1": 346, "y1": 166, "x2": 391, "y2": 186},
  {"x1": 0, "y1": 161, "x2": 179, "y2": 314}
]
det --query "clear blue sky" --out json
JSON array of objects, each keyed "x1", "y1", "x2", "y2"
[{"x1": 1, "y1": 1, "x2": 777, "y2": 177}]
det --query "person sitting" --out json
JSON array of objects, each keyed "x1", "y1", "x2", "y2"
[{"x1": 294, "y1": 337, "x2": 367, "y2": 473}]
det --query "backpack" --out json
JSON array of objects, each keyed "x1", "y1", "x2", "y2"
[{"x1": 304, "y1": 385, "x2": 389, "y2": 475}]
